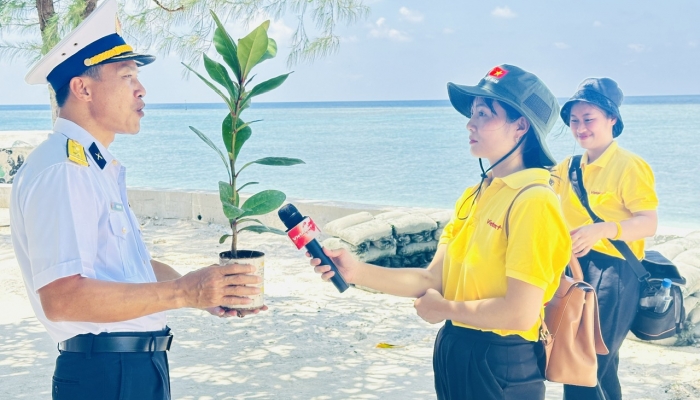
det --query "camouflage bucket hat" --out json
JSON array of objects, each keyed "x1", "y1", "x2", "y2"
[{"x1": 447, "y1": 64, "x2": 560, "y2": 166}]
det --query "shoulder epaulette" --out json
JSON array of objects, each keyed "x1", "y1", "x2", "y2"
[{"x1": 66, "y1": 139, "x2": 89, "y2": 167}]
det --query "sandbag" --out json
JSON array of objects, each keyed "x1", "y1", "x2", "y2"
[
  {"x1": 674, "y1": 248, "x2": 700, "y2": 269},
  {"x1": 651, "y1": 237, "x2": 700, "y2": 260},
  {"x1": 674, "y1": 261, "x2": 700, "y2": 296},
  {"x1": 331, "y1": 219, "x2": 393, "y2": 246},
  {"x1": 375, "y1": 211, "x2": 438, "y2": 235},
  {"x1": 397, "y1": 241, "x2": 438, "y2": 256},
  {"x1": 322, "y1": 237, "x2": 395, "y2": 262},
  {"x1": 324, "y1": 212, "x2": 374, "y2": 237}
]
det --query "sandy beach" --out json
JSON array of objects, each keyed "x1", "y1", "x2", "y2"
[{"x1": 1, "y1": 216, "x2": 700, "y2": 399}]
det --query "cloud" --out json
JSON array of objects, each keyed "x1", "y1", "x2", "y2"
[
  {"x1": 399, "y1": 7, "x2": 424, "y2": 23},
  {"x1": 340, "y1": 36, "x2": 358, "y2": 43},
  {"x1": 233, "y1": 15, "x2": 294, "y2": 45},
  {"x1": 593, "y1": 20, "x2": 602, "y2": 27},
  {"x1": 268, "y1": 19, "x2": 294, "y2": 44},
  {"x1": 628, "y1": 43, "x2": 647, "y2": 53},
  {"x1": 443, "y1": 28, "x2": 455, "y2": 35},
  {"x1": 554, "y1": 42, "x2": 570, "y2": 49},
  {"x1": 369, "y1": 17, "x2": 411, "y2": 42},
  {"x1": 491, "y1": 6, "x2": 516, "y2": 19}
]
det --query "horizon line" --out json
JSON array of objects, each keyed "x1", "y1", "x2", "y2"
[{"x1": 2, "y1": 94, "x2": 700, "y2": 108}]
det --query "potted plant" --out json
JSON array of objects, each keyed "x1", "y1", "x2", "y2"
[{"x1": 183, "y1": 11, "x2": 304, "y2": 310}]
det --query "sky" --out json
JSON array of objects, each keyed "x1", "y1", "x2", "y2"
[{"x1": 1, "y1": 0, "x2": 699, "y2": 105}]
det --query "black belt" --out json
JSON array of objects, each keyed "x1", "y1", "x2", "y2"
[{"x1": 59, "y1": 332, "x2": 173, "y2": 353}]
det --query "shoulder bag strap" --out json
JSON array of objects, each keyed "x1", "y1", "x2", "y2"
[
  {"x1": 504, "y1": 183, "x2": 551, "y2": 238},
  {"x1": 568, "y1": 156, "x2": 650, "y2": 282}
]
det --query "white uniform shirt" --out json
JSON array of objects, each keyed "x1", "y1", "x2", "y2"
[{"x1": 10, "y1": 118, "x2": 166, "y2": 343}]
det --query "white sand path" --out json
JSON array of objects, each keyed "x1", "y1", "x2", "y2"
[{"x1": 1, "y1": 219, "x2": 699, "y2": 399}]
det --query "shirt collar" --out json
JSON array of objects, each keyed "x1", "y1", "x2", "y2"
[
  {"x1": 498, "y1": 168, "x2": 551, "y2": 189},
  {"x1": 582, "y1": 140, "x2": 618, "y2": 169},
  {"x1": 54, "y1": 117, "x2": 115, "y2": 167}
]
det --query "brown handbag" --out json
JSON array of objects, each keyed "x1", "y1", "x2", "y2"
[
  {"x1": 540, "y1": 255, "x2": 609, "y2": 386},
  {"x1": 505, "y1": 184, "x2": 609, "y2": 387}
]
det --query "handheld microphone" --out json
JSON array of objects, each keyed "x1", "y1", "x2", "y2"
[{"x1": 278, "y1": 204, "x2": 349, "y2": 293}]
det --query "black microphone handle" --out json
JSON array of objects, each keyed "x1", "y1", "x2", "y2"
[{"x1": 305, "y1": 240, "x2": 349, "y2": 293}]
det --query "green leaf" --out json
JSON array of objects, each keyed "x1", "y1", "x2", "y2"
[
  {"x1": 239, "y1": 157, "x2": 305, "y2": 175},
  {"x1": 237, "y1": 20, "x2": 270, "y2": 79},
  {"x1": 249, "y1": 73, "x2": 291, "y2": 98},
  {"x1": 210, "y1": 10, "x2": 241, "y2": 81},
  {"x1": 222, "y1": 114, "x2": 256, "y2": 159},
  {"x1": 233, "y1": 116, "x2": 253, "y2": 160},
  {"x1": 219, "y1": 234, "x2": 231, "y2": 244},
  {"x1": 222, "y1": 114, "x2": 234, "y2": 155},
  {"x1": 257, "y1": 37, "x2": 278, "y2": 65},
  {"x1": 219, "y1": 181, "x2": 245, "y2": 219},
  {"x1": 238, "y1": 224, "x2": 287, "y2": 235},
  {"x1": 189, "y1": 126, "x2": 231, "y2": 182},
  {"x1": 223, "y1": 202, "x2": 245, "y2": 220},
  {"x1": 238, "y1": 182, "x2": 259, "y2": 192},
  {"x1": 219, "y1": 181, "x2": 234, "y2": 203},
  {"x1": 182, "y1": 62, "x2": 233, "y2": 111},
  {"x1": 240, "y1": 189, "x2": 286, "y2": 217},
  {"x1": 203, "y1": 53, "x2": 238, "y2": 100}
]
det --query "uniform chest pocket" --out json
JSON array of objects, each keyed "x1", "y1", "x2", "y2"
[
  {"x1": 588, "y1": 191, "x2": 619, "y2": 209},
  {"x1": 108, "y1": 212, "x2": 135, "y2": 278},
  {"x1": 109, "y1": 212, "x2": 130, "y2": 237}
]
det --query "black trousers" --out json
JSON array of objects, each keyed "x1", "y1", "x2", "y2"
[
  {"x1": 564, "y1": 250, "x2": 641, "y2": 400},
  {"x1": 433, "y1": 321, "x2": 546, "y2": 400},
  {"x1": 52, "y1": 330, "x2": 171, "y2": 400}
]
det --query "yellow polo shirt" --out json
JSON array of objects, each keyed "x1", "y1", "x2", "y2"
[
  {"x1": 551, "y1": 141, "x2": 658, "y2": 260},
  {"x1": 439, "y1": 168, "x2": 570, "y2": 341}
]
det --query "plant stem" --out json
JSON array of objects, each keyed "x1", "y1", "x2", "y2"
[{"x1": 229, "y1": 77, "x2": 244, "y2": 256}]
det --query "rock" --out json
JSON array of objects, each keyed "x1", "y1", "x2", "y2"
[{"x1": 354, "y1": 331, "x2": 367, "y2": 341}]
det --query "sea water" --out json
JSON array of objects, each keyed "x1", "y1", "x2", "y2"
[{"x1": 1, "y1": 97, "x2": 698, "y2": 229}]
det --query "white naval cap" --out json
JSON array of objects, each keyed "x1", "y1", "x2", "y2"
[{"x1": 25, "y1": 0, "x2": 155, "y2": 90}]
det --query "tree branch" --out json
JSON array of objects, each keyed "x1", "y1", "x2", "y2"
[{"x1": 152, "y1": 0, "x2": 184, "y2": 12}]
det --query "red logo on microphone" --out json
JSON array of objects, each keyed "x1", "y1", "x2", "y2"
[{"x1": 287, "y1": 217, "x2": 321, "y2": 249}]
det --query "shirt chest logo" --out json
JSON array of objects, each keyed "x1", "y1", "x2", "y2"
[{"x1": 486, "y1": 219, "x2": 502, "y2": 230}]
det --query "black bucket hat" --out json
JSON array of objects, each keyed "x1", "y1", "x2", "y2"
[
  {"x1": 447, "y1": 64, "x2": 560, "y2": 166},
  {"x1": 560, "y1": 78, "x2": 624, "y2": 137}
]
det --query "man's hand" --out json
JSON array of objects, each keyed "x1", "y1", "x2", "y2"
[
  {"x1": 205, "y1": 305, "x2": 269, "y2": 318},
  {"x1": 175, "y1": 263, "x2": 262, "y2": 309}
]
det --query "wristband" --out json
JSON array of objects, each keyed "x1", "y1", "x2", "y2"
[{"x1": 612, "y1": 221, "x2": 623, "y2": 240}]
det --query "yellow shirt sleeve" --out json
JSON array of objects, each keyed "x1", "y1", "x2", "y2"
[
  {"x1": 438, "y1": 218, "x2": 455, "y2": 245},
  {"x1": 504, "y1": 187, "x2": 571, "y2": 293},
  {"x1": 620, "y1": 158, "x2": 658, "y2": 213},
  {"x1": 549, "y1": 158, "x2": 569, "y2": 195}
]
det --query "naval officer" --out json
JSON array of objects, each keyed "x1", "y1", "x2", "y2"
[{"x1": 10, "y1": 0, "x2": 266, "y2": 398}]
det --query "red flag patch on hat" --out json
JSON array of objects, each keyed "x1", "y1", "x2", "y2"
[{"x1": 488, "y1": 66, "x2": 508, "y2": 79}]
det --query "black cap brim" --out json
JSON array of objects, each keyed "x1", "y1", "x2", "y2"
[{"x1": 100, "y1": 52, "x2": 156, "y2": 67}]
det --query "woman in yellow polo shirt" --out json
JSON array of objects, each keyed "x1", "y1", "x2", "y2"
[
  {"x1": 552, "y1": 78, "x2": 658, "y2": 400},
  {"x1": 310, "y1": 65, "x2": 570, "y2": 400}
]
